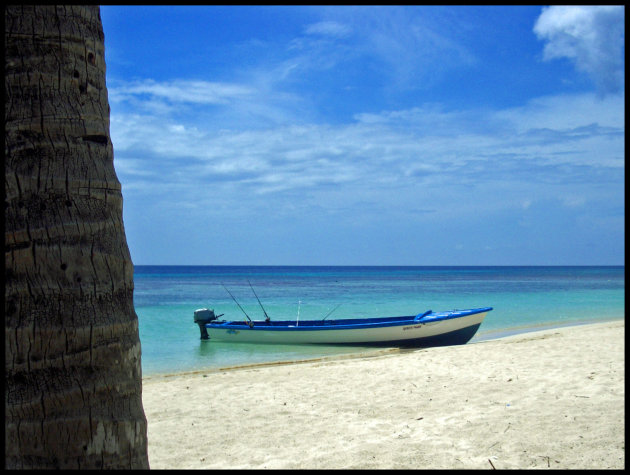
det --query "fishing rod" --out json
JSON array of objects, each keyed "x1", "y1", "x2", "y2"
[
  {"x1": 221, "y1": 284, "x2": 254, "y2": 328},
  {"x1": 248, "y1": 280, "x2": 270, "y2": 322},
  {"x1": 322, "y1": 303, "x2": 342, "y2": 321}
]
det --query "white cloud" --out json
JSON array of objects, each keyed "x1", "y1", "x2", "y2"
[
  {"x1": 304, "y1": 21, "x2": 351, "y2": 38},
  {"x1": 280, "y1": 7, "x2": 475, "y2": 91},
  {"x1": 534, "y1": 6, "x2": 625, "y2": 94},
  {"x1": 345, "y1": 7, "x2": 476, "y2": 89},
  {"x1": 109, "y1": 79, "x2": 256, "y2": 105},
  {"x1": 561, "y1": 195, "x2": 587, "y2": 208},
  {"x1": 495, "y1": 93, "x2": 624, "y2": 131},
  {"x1": 110, "y1": 76, "x2": 624, "y2": 219}
]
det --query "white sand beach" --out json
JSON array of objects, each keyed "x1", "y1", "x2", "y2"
[{"x1": 142, "y1": 320, "x2": 624, "y2": 469}]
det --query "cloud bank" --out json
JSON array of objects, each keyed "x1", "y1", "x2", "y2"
[
  {"x1": 534, "y1": 5, "x2": 625, "y2": 95},
  {"x1": 110, "y1": 81, "x2": 623, "y2": 214}
]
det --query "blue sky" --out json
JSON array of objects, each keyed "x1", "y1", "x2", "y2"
[{"x1": 100, "y1": 5, "x2": 624, "y2": 266}]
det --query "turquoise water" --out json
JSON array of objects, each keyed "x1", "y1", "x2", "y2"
[{"x1": 133, "y1": 266, "x2": 624, "y2": 376}]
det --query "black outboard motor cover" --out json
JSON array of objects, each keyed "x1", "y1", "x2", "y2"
[
  {"x1": 194, "y1": 308, "x2": 218, "y2": 339},
  {"x1": 194, "y1": 308, "x2": 216, "y2": 324}
]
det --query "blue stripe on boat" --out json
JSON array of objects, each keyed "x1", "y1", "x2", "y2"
[{"x1": 207, "y1": 307, "x2": 492, "y2": 332}]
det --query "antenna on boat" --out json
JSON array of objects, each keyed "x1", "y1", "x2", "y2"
[
  {"x1": 221, "y1": 284, "x2": 254, "y2": 328},
  {"x1": 322, "y1": 303, "x2": 342, "y2": 321},
  {"x1": 248, "y1": 280, "x2": 270, "y2": 322},
  {"x1": 296, "y1": 300, "x2": 301, "y2": 327}
]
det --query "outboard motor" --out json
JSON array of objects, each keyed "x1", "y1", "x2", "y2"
[{"x1": 194, "y1": 308, "x2": 220, "y2": 340}]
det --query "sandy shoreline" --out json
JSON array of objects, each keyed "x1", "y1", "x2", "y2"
[{"x1": 142, "y1": 320, "x2": 625, "y2": 469}]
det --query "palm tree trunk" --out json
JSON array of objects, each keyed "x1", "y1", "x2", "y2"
[{"x1": 5, "y1": 5, "x2": 149, "y2": 469}]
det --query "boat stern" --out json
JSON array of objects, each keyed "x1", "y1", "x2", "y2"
[{"x1": 194, "y1": 308, "x2": 222, "y2": 340}]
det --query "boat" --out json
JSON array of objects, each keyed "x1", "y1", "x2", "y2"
[{"x1": 193, "y1": 306, "x2": 493, "y2": 348}]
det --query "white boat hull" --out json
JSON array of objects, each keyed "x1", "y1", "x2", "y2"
[{"x1": 205, "y1": 309, "x2": 490, "y2": 347}]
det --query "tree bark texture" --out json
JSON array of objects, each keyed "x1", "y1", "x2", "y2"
[{"x1": 5, "y1": 5, "x2": 149, "y2": 469}]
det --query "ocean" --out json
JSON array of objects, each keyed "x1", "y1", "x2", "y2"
[{"x1": 133, "y1": 266, "x2": 624, "y2": 376}]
